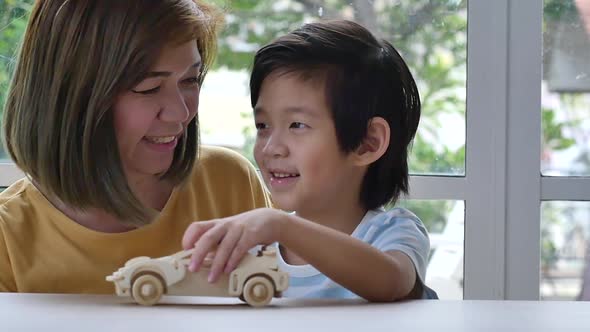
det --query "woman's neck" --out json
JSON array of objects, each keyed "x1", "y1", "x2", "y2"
[
  {"x1": 32, "y1": 175, "x2": 174, "y2": 233},
  {"x1": 53, "y1": 202, "x2": 136, "y2": 233},
  {"x1": 127, "y1": 174, "x2": 175, "y2": 212}
]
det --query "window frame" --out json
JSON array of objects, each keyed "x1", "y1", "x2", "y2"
[{"x1": 410, "y1": 0, "x2": 541, "y2": 300}]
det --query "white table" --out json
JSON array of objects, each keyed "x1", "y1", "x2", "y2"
[{"x1": 1, "y1": 293, "x2": 589, "y2": 331}]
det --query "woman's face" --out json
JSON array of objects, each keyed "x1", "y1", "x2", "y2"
[{"x1": 113, "y1": 40, "x2": 202, "y2": 181}]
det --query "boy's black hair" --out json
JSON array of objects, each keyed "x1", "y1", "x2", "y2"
[{"x1": 250, "y1": 20, "x2": 420, "y2": 209}]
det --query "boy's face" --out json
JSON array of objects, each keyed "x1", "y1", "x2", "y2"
[{"x1": 253, "y1": 72, "x2": 363, "y2": 214}]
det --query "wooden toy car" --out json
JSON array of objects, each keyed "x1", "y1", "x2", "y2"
[{"x1": 106, "y1": 246, "x2": 289, "y2": 307}]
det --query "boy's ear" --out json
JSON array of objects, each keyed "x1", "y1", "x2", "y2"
[{"x1": 353, "y1": 117, "x2": 390, "y2": 166}]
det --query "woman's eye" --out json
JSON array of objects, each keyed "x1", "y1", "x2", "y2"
[
  {"x1": 132, "y1": 86, "x2": 160, "y2": 95},
  {"x1": 290, "y1": 122, "x2": 307, "y2": 129},
  {"x1": 182, "y1": 77, "x2": 200, "y2": 86}
]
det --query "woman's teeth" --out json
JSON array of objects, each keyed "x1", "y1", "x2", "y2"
[{"x1": 145, "y1": 136, "x2": 175, "y2": 144}]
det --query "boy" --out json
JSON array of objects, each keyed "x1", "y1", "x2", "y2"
[{"x1": 182, "y1": 20, "x2": 437, "y2": 301}]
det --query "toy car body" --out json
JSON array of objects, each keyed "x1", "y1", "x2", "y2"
[{"x1": 106, "y1": 246, "x2": 289, "y2": 307}]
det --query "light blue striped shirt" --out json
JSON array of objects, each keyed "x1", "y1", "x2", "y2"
[{"x1": 277, "y1": 208, "x2": 437, "y2": 299}]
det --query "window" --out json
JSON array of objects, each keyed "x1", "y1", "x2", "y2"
[
  {"x1": 3, "y1": 0, "x2": 588, "y2": 301},
  {"x1": 542, "y1": 0, "x2": 590, "y2": 177},
  {"x1": 0, "y1": 0, "x2": 469, "y2": 299},
  {"x1": 398, "y1": 199, "x2": 464, "y2": 299},
  {"x1": 541, "y1": 201, "x2": 590, "y2": 300},
  {"x1": 540, "y1": 0, "x2": 590, "y2": 301},
  {"x1": 205, "y1": 0, "x2": 467, "y2": 176},
  {"x1": 0, "y1": 1, "x2": 33, "y2": 184}
]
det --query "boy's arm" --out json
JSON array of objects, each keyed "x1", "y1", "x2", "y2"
[
  {"x1": 279, "y1": 213, "x2": 419, "y2": 302},
  {"x1": 183, "y1": 208, "x2": 428, "y2": 301}
]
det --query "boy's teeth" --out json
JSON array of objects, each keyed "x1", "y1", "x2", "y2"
[
  {"x1": 273, "y1": 172, "x2": 298, "y2": 178},
  {"x1": 145, "y1": 136, "x2": 175, "y2": 144}
]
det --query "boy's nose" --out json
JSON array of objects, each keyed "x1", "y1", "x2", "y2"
[{"x1": 263, "y1": 135, "x2": 289, "y2": 158}]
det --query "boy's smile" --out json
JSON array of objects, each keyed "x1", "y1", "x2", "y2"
[
  {"x1": 268, "y1": 169, "x2": 301, "y2": 191},
  {"x1": 253, "y1": 71, "x2": 366, "y2": 215}
]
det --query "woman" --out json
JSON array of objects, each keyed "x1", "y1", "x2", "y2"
[{"x1": 0, "y1": 0, "x2": 270, "y2": 293}]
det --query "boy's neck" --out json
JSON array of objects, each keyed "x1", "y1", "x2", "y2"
[{"x1": 296, "y1": 204, "x2": 368, "y2": 236}]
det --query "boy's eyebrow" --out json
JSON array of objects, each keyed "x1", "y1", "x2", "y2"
[
  {"x1": 143, "y1": 61, "x2": 202, "y2": 78},
  {"x1": 285, "y1": 106, "x2": 318, "y2": 117},
  {"x1": 254, "y1": 105, "x2": 318, "y2": 117}
]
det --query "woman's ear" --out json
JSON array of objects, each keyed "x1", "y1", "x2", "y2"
[{"x1": 353, "y1": 117, "x2": 390, "y2": 166}]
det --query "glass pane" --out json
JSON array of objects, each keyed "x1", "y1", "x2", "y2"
[
  {"x1": 540, "y1": 201, "x2": 590, "y2": 300},
  {"x1": 0, "y1": 1, "x2": 33, "y2": 162},
  {"x1": 0, "y1": 1, "x2": 467, "y2": 175},
  {"x1": 395, "y1": 199, "x2": 464, "y2": 299},
  {"x1": 542, "y1": 0, "x2": 590, "y2": 176},
  {"x1": 203, "y1": 0, "x2": 467, "y2": 175}
]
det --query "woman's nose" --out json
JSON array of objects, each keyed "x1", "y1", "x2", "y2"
[{"x1": 159, "y1": 90, "x2": 191, "y2": 123}]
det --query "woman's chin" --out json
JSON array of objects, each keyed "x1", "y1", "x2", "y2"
[{"x1": 130, "y1": 161, "x2": 173, "y2": 177}]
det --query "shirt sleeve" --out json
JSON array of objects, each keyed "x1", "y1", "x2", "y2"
[
  {"x1": 0, "y1": 219, "x2": 17, "y2": 292},
  {"x1": 365, "y1": 209, "x2": 430, "y2": 284}
]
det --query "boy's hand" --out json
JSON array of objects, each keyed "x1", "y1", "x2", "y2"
[{"x1": 182, "y1": 208, "x2": 288, "y2": 283}]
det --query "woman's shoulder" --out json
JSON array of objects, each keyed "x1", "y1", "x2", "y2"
[
  {"x1": 197, "y1": 145, "x2": 256, "y2": 175},
  {"x1": 0, "y1": 178, "x2": 32, "y2": 209},
  {"x1": 0, "y1": 178, "x2": 41, "y2": 228}
]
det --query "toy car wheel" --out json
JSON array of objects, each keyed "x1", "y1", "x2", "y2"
[
  {"x1": 242, "y1": 276, "x2": 274, "y2": 307},
  {"x1": 132, "y1": 274, "x2": 164, "y2": 306}
]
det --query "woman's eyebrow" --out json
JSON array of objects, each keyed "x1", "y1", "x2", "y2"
[{"x1": 144, "y1": 61, "x2": 202, "y2": 78}]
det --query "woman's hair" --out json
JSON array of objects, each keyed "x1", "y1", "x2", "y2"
[
  {"x1": 2, "y1": 0, "x2": 223, "y2": 225},
  {"x1": 250, "y1": 20, "x2": 421, "y2": 210}
]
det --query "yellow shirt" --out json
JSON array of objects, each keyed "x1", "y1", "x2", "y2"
[{"x1": 0, "y1": 146, "x2": 270, "y2": 293}]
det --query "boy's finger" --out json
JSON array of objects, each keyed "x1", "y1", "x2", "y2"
[
  {"x1": 189, "y1": 225, "x2": 225, "y2": 272},
  {"x1": 208, "y1": 226, "x2": 243, "y2": 283},
  {"x1": 182, "y1": 221, "x2": 215, "y2": 250},
  {"x1": 224, "y1": 238, "x2": 251, "y2": 274}
]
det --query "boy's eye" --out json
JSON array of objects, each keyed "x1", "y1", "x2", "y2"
[
  {"x1": 255, "y1": 123, "x2": 268, "y2": 130},
  {"x1": 290, "y1": 122, "x2": 308, "y2": 129},
  {"x1": 132, "y1": 86, "x2": 160, "y2": 95}
]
